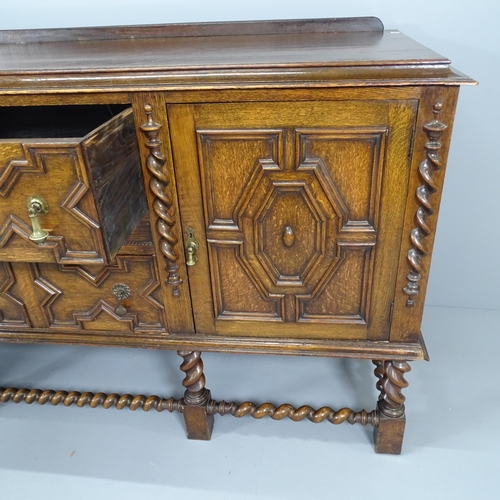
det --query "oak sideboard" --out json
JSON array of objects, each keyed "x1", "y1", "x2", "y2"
[{"x1": 0, "y1": 17, "x2": 475, "y2": 454}]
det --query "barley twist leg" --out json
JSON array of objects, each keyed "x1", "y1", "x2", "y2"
[
  {"x1": 177, "y1": 350, "x2": 214, "y2": 440},
  {"x1": 373, "y1": 360, "x2": 411, "y2": 454},
  {"x1": 372, "y1": 360, "x2": 385, "y2": 398}
]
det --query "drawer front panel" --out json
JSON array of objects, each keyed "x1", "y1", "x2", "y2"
[
  {"x1": 0, "y1": 140, "x2": 107, "y2": 262},
  {"x1": 0, "y1": 107, "x2": 147, "y2": 264},
  {"x1": 170, "y1": 100, "x2": 417, "y2": 340},
  {"x1": 11, "y1": 256, "x2": 167, "y2": 334}
]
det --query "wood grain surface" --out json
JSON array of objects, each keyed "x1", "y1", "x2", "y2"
[
  {"x1": 0, "y1": 18, "x2": 475, "y2": 452},
  {"x1": 170, "y1": 98, "x2": 417, "y2": 340},
  {"x1": 0, "y1": 19, "x2": 474, "y2": 93}
]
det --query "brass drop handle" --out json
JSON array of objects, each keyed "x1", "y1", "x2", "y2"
[
  {"x1": 112, "y1": 283, "x2": 131, "y2": 316},
  {"x1": 27, "y1": 195, "x2": 49, "y2": 244},
  {"x1": 185, "y1": 227, "x2": 199, "y2": 266}
]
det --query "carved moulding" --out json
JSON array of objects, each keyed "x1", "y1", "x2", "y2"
[
  {"x1": 0, "y1": 143, "x2": 45, "y2": 197},
  {"x1": 404, "y1": 101, "x2": 447, "y2": 306},
  {"x1": 0, "y1": 143, "x2": 107, "y2": 264},
  {"x1": 0, "y1": 261, "x2": 31, "y2": 329},
  {"x1": 29, "y1": 256, "x2": 166, "y2": 333},
  {"x1": 140, "y1": 104, "x2": 182, "y2": 297}
]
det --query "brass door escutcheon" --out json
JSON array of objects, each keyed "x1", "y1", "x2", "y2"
[
  {"x1": 27, "y1": 195, "x2": 49, "y2": 244},
  {"x1": 186, "y1": 227, "x2": 199, "y2": 266}
]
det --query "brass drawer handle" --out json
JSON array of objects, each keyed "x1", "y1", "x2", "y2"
[
  {"x1": 112, "y1": 283, "x2": 131, "y2": 316},
  {"x1": 27, "y1": 195, "x2": 49, "y2": 244},
  {"x1": 186, "y1": 227, "x2": 199, "y2": 266}
]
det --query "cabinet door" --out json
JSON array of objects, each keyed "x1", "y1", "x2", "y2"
[{"x1": 169, "y1": 100, "x2": 417, "y2": 340}]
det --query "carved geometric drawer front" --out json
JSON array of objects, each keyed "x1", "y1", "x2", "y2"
[
  {"x1": 0, "y1": 106, "x2": 147, "y2": 264},
  {"x1": 170, "y1": 100, "x2": 417, "y2": 340},
  {"x1": 25, "y1": 256, "x2": 166, "y2": 334}
]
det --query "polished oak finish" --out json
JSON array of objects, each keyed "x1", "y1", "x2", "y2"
[
  {"x1": 0, "y1": 18, "x2": 474, "y2": 454},
  {"x1": 170, "y1": 99, "x2": 416, "y2": 339},
  {"x1": 373, "y1": 360, "x2": 411, "y2": 454},
  {"x1": 178, "y1": 351, "x2": 214, "y2": 440}
]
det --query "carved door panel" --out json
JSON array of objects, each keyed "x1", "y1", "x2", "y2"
[{"x1": 170, "y1": 100, "x2": 417, "y2": 340}]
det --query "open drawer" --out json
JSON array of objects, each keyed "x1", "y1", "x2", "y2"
[{"x1": 0, "y1": 104, "x2": 147, "y2": 264}]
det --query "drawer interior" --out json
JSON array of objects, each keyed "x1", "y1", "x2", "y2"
[{"x1": 0, "y1": 104, "x2": 129, "y2": 139}]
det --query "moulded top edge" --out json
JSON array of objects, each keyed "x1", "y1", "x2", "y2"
[
  {"x1": 0, "y1": 31, "x2": 452, "y2": 73},
  {"x1": 0, "y1": 17, "x2": 384, "y2": 44}
]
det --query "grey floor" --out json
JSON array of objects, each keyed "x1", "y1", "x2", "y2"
[{"x1": 0, "y1": 305, "x2": 498, "y2": 499}]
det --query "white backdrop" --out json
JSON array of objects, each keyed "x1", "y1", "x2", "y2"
[{"x1": 1, "y1": 1, "x2": 497, "y2": 310}]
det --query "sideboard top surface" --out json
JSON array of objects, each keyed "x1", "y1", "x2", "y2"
[{"x1": 0, "y1": 17, "x2": 475, "y2": 93}]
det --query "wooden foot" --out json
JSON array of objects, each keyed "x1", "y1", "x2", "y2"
[
  {"x1": 372, "y1": 360, "x2": 411, "y2": 455},
  {"x1": 374, "y1": 404, "x2": 406, "y2": 454},
  {"x1": 182, "y1": 401, "x2": 214, "y2": 441},
  {"x1": 177, "y1": 351, "x2": 214, "y2": 441}
]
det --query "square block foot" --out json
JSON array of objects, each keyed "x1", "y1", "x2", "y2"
[
  {"x1": 374, "y1": 412, "x2": 406, "y2": 454},
  {"x1": 182, "y1": 404, "x2": 214, "y2": 441}
]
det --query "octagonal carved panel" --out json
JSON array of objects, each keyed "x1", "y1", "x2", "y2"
[
  {"x1": 191, "y1": 122, "x2": 388, "y2": 327},
  {"x1": 236, "y1": 159, "x2": 348, "y2": 296}
]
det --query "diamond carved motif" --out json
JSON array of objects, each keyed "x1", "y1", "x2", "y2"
[{"x1": 236, "y1": 158, "x2": 348, "y2": 296}]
